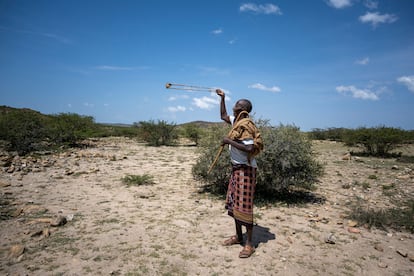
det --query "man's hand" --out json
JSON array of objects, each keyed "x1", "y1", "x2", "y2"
[
  {"x1": 221, "y1": 137, "x2": 232, "y2": 145},
  {"x1": 222, "y1": 137, "x2": 254, "y2": 153},
  {"x1": 216, "y1": 89, "x2": 225, "y2": 98}
]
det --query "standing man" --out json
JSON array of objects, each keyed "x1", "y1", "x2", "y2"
[{"x1": 216, "y1": 89, "x2": 259, "y2": 258}]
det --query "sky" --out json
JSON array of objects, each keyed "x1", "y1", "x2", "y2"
[{"x1": 1, "y1": 0, "x2": 414, "y2": 131}]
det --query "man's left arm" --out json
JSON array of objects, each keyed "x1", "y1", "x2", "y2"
[{"x1": 222, "y1": 137, "x2": 254, "y2": 153}]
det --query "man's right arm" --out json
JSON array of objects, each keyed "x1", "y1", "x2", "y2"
[{"x1": 216, "y1": 89, "x2": 231, "y2": 124}]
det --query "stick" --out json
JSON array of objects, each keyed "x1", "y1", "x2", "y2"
[
  {"x1": 165, "y1": 82, "x2": 216, "y2": 92},
  {"x1": 207, "y1": 145, "x2": 224, "y2": 174}
]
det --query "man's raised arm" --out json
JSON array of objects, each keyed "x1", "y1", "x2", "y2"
[{"x1": 216, "y1": 89, "x2": 231, "y2": 124}]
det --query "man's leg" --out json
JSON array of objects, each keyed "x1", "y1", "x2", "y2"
[
  {"x1": 245, "y1": 224, "x2": 253, "y2": 246},
  {"x1": 235, "y1": 220, "x2": 243, "y2": 244},
  {"x1": 239, "y1": 224, "x2": 255, "y2": 258}
]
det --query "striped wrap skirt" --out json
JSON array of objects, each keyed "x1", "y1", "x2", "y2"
[{"x1": 225, "y1": 164, "x2": 257, "y2": 227}]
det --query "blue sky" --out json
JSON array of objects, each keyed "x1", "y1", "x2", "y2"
[{"x1": 1, "y1": 0, "x2": 413, "y2": 131}]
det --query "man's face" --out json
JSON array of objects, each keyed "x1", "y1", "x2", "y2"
[{"x1": 232, "y1": 101, "x2": 244, "y2": 117}]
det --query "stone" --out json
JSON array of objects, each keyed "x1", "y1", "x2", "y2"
[
  {"x1": 347, "y1": 220, "x2": 358, "y2": 227},
  {"x1": 374, "y1": 244, "x2": 384, "y2": 252},
  {"x1": 0, "y1": 181, "x2": 11, "y2": 187},
  {"x1": 325, "y1": 233, "x2": 336, "y2": 244},
  {"x1": 50, "y1": 215, "x2": 67, "y2": 227},
  {"x1": 378, "y1": 262, "x2": 388, "y2": 268},
  {"x1": 9, "y1": 244, "x2": 25, "y2": 259},
  {"x1": 348, "y1": 227, "x2": 361, "y2": 234}
]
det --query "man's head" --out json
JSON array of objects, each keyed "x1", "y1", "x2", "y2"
[{"x1": 233, "y1": 99, "x2": 252, "y2": 117}]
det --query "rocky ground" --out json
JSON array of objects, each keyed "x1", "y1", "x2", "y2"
[{"x1": 1, "y1": 137, "x2": 413, "y2": 275}]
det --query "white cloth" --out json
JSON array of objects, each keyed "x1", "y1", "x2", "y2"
[{"x1": 229, "y1": 116, "x2": 257, "y2": 168}]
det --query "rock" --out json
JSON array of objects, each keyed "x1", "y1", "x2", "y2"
[
  {"x1": 397, "y1": 175, "x2": 410, "y2": 180},
  {"x1": 347, "y1": 220, "x2": 358, "y2": 227},
  {"x1": 378, "y1": 262, "x2": 388, "y2": 268},
  {"x1": 65, "y1": 169, "x2": 74, "y2": 175},
  {"x1": 0, "y1": 181, "x2": 11, "y2": 187},
  {"x1": 66, "y1": 214, "x2": 74, "y2": 221},
  {"x1": 347, "y1": 227, "x2": 361, "y2": 234},
  {"x1": 342, "y1": 152, "x2": 351, "y2": 161},
  {"x1": 30, "y1": 229, "x2": 44, "y2": 237},
  {"x1": 30, "y1": 228, "x2": 50, "y2": 239},
  {"x1": 321, "y1": 217, "x2": 330, "y2": 224},
  {"x1": 6, "y1": 165, "x2": 15, "y2": 173},
  {"x1": 374, "y1": 244, "x2": 384, "y2": 252},
  {"x1": 50, "y1": 215, "x2": 67, "y2": 227},
  {"x1": 408, "y1": 254, "x2": 414, "y2": 262},
  {"x1": 9, "y1": 244, "x2": 25, "y2": 259},
  {"x1": 325, "y1": 233, "x2": 336, "y2": 244},
  {"x1": 42, "y1": 228, "x2": 51, "y2": 238},
  {"x1": 23, "y1": 205, "x2": 48, "y2": 214},
  {"x1": 12, "y1": 208, "x2": 23, "y2": 217},
  {"x1": 391, "y1": 165, "x2": 399, "y2": 170}
]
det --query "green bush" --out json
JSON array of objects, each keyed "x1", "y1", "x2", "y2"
[
  {"x1": 0, "y1": 109, "x2": 48, "y2": 155},
  {"x1": 192, "y1": 121, "x2": 324, "y2": 199},
  {"x1": 121, "y1": 174, "x2": 155, "y2": 186},
  {"x1": 0, "y1": 107, "x2": 105, "y2": 155},
  {"x1": 192, "y1": 124, "x2": 230, "y2": 195},
  {"x1": 97, "y1": 124, "x2": 141, "y2": 138},
  {"x1": 308, "y1": 127, "x2": 350, "y2": 141},
  {"x1": 47, "y1": 113, "x2": 97, "y2": 146},
  {"x1": 343, "y1": 126, "x2": 405, "y2": 157},
  {"x1": 182, "y1": 123, "x2": 203, "y2": 146},
  {"x1": 135, "y1": 120, "x2": 177, "y2": 146},
  {"x1": 348, "y1": 199, "x2": 414, "y2": 233},
  {"x1": 256, "y1": 123, "x2": 324, "y2": 195}
]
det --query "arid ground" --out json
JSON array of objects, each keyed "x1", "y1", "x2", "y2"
[{"x1": 1, "y1": 137, "x2": 413, "y2": 275}]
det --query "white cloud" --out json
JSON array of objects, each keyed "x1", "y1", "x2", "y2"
[
  {"x1": 192, "y1": 96, "x2": 219, "y2": 110},
  {"x1": 240, "y1": 3, "x2": 282, "y2": 15},
  {"x1": 355, "y1": 57, "x2": 370, "y2": 65},
  {"x1": 336, "y1": 85, "x2": 379, "y2": 100},
  {"x1": 95, "y1": 65, "x2": 135, "y2": 71},
  {"x1": 168, "y1": 95, "x2": 189, "y2": 101},
  {"x1": 211, "y1": 28, "x2": 223, "y2": 35},
  {"x1": 1, "y1": 26, "x2": 72, "y2": 44},
  {"x1": 326, "y1": 0, "x2": 353, "y2": 9},
  {"x1": 248, "y1": 83, "x2": 281, "y2": 93},
  {"x1": 228, "y1": 38, "x2": 237, "y2": 45},
  {"x1": 359, "y1": 12, "x2": 398, "y2": 27},
  {"x1": 83, "y1": 102, "x2": 95, "y2": 107},
  {"x1": 364, "y1": 0, "x2": 378, "y2": 9},
  {"x1": 167, "y1": 106, "x2": 186, "y2": 112},
  {"x1": 397, "y1": 75, "x2": 414, "y2": 93}
]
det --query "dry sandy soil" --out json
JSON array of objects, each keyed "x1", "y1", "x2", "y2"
[{"x1": 1, "y1": 137, "x2": 413, "y2": 275}]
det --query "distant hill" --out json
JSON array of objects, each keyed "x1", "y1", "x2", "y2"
[{"x1": 0, "y1": 105, "x2": 43, "y2": 116}]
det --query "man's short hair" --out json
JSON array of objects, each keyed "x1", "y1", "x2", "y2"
[{"x1": 239, "y1": 99, "x2": 252, "y2": 113}]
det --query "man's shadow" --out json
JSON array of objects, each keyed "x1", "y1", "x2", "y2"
[{"x1": 251, "y1": 224, "x2": 276, "y2": 248}]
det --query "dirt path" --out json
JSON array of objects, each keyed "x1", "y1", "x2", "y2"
[{"x1": 1, "y1": 137, "x2": 413, "y2": 275}]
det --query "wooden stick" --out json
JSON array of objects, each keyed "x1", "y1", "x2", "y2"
[{"x1": 207, "y1": 145, "x2": 224, "y2": 174}]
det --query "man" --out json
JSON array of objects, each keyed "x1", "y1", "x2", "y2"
[{"x1": 216, "y1": 89, "x2": 258, "y2": 258}]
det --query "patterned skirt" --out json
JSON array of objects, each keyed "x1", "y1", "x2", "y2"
[{"x1": 225, "y1": 164, "x2": 257, "y2": 227}]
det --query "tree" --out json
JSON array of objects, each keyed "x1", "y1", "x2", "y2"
[{"x1": 136, "y1": 120, "x2": 177, "y2": 146}]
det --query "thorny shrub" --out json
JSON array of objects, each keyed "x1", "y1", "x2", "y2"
[{"x1": 192, "y1": 120, "x2": 324, "y2": 200}]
